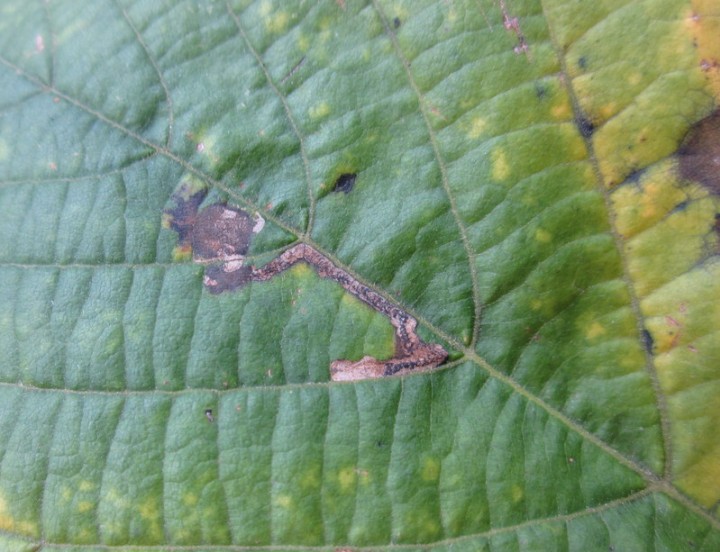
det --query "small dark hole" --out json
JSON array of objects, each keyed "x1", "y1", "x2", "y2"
[
  {"x1": 205, "y1": 409, "x2": 214, "y2": 422},
  {"x1": 576, "y1": 115, "x2": 594, "y2": 138},
  {"x1": 393, "y1": 17, "x2": 401, "y2": 29},
  {"x1": 333, "y1": 173, "x2": 357, "y2": 194}
]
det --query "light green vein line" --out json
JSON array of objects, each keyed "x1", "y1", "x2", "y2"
[
  {"x1": 0, "y1": 54, "x2": 301, "y2": 241},
  {"x1": 114, "y1": 0, "x2": 175, "y2": 149},
  {"x1": 370, "y1": 0, "x2": 483, "y2": 349},
  {"x1": 225, "y1": 1, "x2": 316, "y2": 237},
  {"x1": 538, "y1": 0, "x2": 674, "y2": 482}
]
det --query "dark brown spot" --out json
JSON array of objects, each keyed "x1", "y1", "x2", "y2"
[
  {"x1": 578, "y1": 56, "x2": 587, "y2": 70},
  {"x1": 679, "y1": 109, "x2": 720, "y2": 194},
  {"x1": 192, "y1": 204, "x2": 255, "y2": 262},
  {"x1": 163, "y1": 186, "x2": 208, "y2": 248},
  {"x1": 203, "y1": 263, "x2": 253, "y2": 294},
  {"x1": 393, "y1": 17, "x2": 401, "y2": 29},
  {"x1": 333, "y1": 173, "x2": 357, "y2": 194},
  {"x1": 575, "y1": 115, "x2": 594, "y2": 138},
  {"x1": 205, "y1": 409, "x2": 214, "y2": 422},
  {"x1": 641, "y1": 328, "x2": 654, "y2": 355}
]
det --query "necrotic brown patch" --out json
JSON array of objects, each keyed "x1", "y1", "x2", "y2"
[
  {"x1": 192, "y1": 204, "x2": 255, "y2": 262},
  {"x1": 679, "y1": 109, "x2": 720, "y2": 195},
  {"x1": 163, "y1": 187, "x2": 208, "y2": 248}
]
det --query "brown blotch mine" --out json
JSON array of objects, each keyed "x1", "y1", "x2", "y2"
[
  {"x1": 164, "y1": 197, "x2": 447, "y2": 380},
  {"x1": 192, "y1": 204, "x2": 255, "y2": 262},
  {"x1": 163, "y1": 187, "x2": 208, "y2": 249},
  {"x1": 678, "y1": 109, "x2": 720, "y2": 195}
]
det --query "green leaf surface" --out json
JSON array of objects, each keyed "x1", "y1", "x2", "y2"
[{"x1": 0, "y1": 0, "x2": 719, "y2": 550}]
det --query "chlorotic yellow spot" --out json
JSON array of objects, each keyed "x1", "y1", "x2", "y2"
[
  {"x1": 300, "y1": 466, "x2": 321, "y2": 489},
  {"x1": 338, "y1": 466, "x2": 357, "y2": 492},
  {"x1": 266, "y1": 11, "x2": 289, "y2": 33},
  {"x1": 534, "y1": 228, "x2": 552, "y2": 243},
  {"x1": 586, "y1": 321, "x2": 606, "y2": 340},
  {"x1": 627, "y1": 72, "x2": 643, "y2": 86},
  {"x1": 77, "y1": 501, "x2": 93, "y2": 513},
  {"x1": 511, "y1": 484, "x2": 524, "y2": 503},
  {"x1": 275, "y1": 494, "x2": 293, "y2": 508},
  {"x1": 676, "y1": 445, "x2": 720, "y2": 507},
  {"x1": 421, "y1": 457, "x2": 440, "y2": 482},
  {"x1": 551, "y1": 101, "x2": 571, "y2": 120},
  {"x1": 447, "y1": 7, "x2": 458, "y2": 23},
  {"x1": 599, "y1": 103, "x2": 617, "y2": 120},
  {"x1": 183, "y1": 493, "x2": 198, "y2": 506},
  {"x1": 172, "y1": 244, "x2": 193, "y2": 262},
  {"x1": 467, "y1": 116, "x2": 487, "y2": 139},
  {"x1": 309, "y1": 101, "x2": 331, "y2": 120},
  {"x1": 491, "y1": 148, "x2": 510, "y2": 181},
  {"x1": 78, "y1": 480, "x2": 94, "y2": 492},
  {"x1": 0, "y1": 493, "x2": 37, "y2": 536},
  {"x1": 138, "y1": 497, "x2": 160, "y2": 521},
  {"x1": 61, "y1": 487, "x2": 73, "y2": 502},
  {"x1": 297, "y1": 34, "x2": 309, "y2": 52},
  {"x1": 530, "y1": 298, "x2": 543, "y2": 311}
]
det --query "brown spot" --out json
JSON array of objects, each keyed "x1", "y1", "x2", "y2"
[
  {"x1": 678, "y1": 109, "x2": 720, "y2": 195},
  {"x1": 192, "y1": 204, "x2": 254, "y2": 262},
  {"x1": 393, "y1": 17, "x2": 401, "y2": 29},
  {"x1": 163, "y1": 184, "x2": 208, "y2": 249},
  {"x1": 203, "y1": 263, "x2": 253, "y2": 294},
  {"x1": 205, "y1": 409, "x2": 214, "y2": 423}
]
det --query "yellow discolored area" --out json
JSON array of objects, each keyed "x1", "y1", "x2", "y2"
[
  {"x1": 266, "y1": 10, "x2": 290, "y2": 34},
  {"x1": 183, "y1": 492, "x2": 198, "y2": 506},
  {"x1": 337, "y1": 466, "x2": 356, "y2": 492},
  {"x1": 585, "y1": 321, "x2": 606, "y2": 341},
  {"x1": 309, "y1": 101, "x2": 331, "y2": 120},
  {"x1": 421, "y1": 457, "x2": 440, "y2": 482},
  {"x1": 687, "y1": 1, "x2": 720, "y2": 99},
  {"x1": 467, "y1": 116, "x2": 487, "y2": 139},
  {"x1": 511, "y1": 484, "x2": 524, "y2": 503},
  {"x1": 275, "y1": 494, "x2": 292, "y2": 508},
  {"x1": 77, "y1": 501, "x2": 93, "y2": 513},
  {"x1": 0, "y1": 493, "x2": 38, "y2": 536},
  {"x1": 534, "y1": 228, "x2": 553, "y2": 244},
  {"x1": 491, "y1": 148, "x2": 510, "y2": 181},
  {"x1": 78, "y1": 480, "x2": 94, "y2": 492},
  {"x1": 300, "y1": 465, "x2": 321, "y2": 490}
]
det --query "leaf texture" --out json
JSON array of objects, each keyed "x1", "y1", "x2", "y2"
[{"x1": 0, "y1": 0, "x2": 718, "y2": 550}]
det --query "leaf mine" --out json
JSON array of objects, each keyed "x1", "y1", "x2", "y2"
[{"x1": 163, "y1": 190, "x2": 448, "y2": 381}]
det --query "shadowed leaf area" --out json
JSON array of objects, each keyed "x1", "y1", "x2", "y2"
[{"x1": 0, "y1": 0, "x2": 719, "y2": 550}]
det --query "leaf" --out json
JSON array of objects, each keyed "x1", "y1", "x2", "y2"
[{"x1": 0, "y1": 0, "x2": 718, "y2": 550}]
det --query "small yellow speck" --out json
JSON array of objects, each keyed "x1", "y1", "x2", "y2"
[
  {"x1": 275, "y1": 494, "x2": 292, "y2": 508},
  {"x1": 183, "y1": 493, "x2": 198, "y2": 506},
  {"x1": 467, "y1": 116, "x2": 487, "y2": 139},
  {"x1": 551, "y1": 101, "x2": 571, "y2": 120},
  {"x1": 491, "y1": 148, "x2": 510, "y2": 181},
  {"x1": 77, "y1": 501, "x2": 93, "y2": 513},
  {"x1": 421, "y1": 458, "x2": 440, "y2": 482},
  {"x1": 586, "y1": 321, "x2": 606, "y2": 339},
  {"x1": 531, "y1": 298, "x2": 543, "y2": 310},
  {"x1": 297, "y1": 34, "x2": 309, "y2": 52},
  {"x1": 309, "y1": 101, "x2": 331, "y2": 119},
  {"x1": 511, "y1": 484, "x2": 523, "y2": 503},
  {"x1": 534, "y1": 228, "x2": 552, "y2": 243},
  {"x1": 338, "y1": 466, "x2": 356, "y2": 492},
  {"x1": 628, "y1": 72, "x2": 642, "y2": 86},
  {"x1": 78, "y1": 480, "x2": 94, "y2": 492},
  {"x1": 266, "y1": 11, "x2": 289, "y2": 33}
]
